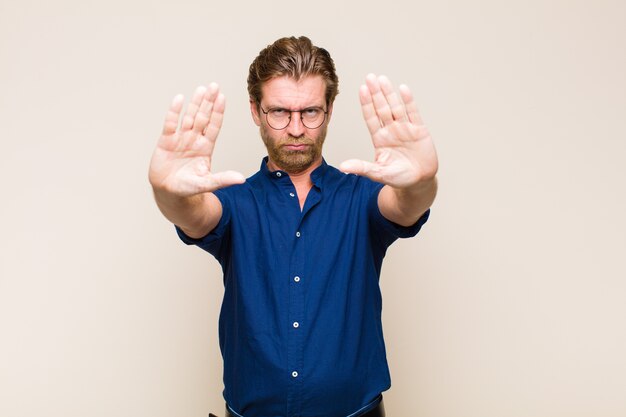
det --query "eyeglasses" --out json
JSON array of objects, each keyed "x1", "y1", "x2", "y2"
[{"x1": 260, "y1": 106, "x2": 328, "y2": 130}]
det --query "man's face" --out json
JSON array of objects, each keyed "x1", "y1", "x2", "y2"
[{"x1": 251, "y1": 75, "x2": 332, "y2": 174}]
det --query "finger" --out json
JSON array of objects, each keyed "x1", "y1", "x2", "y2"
[
  {"x1": 339, "y1": 159, "x2": 382, "y2": 182},
  {"x1": 198, "y1": 83, "x2": 219, "y2": 115},
  {"x1": 359, "y1": 85, "x2": 382, "y2": 136},
  {"x1": 365, "y1": 73, "x2": 394, "y2": 125},
  {"x1": 399, "y1": 84, "x2": 424, "y2": 125},
  {"x1": 203, "y1": 92, "x2": 226, "y2": 143},
  {"x1": 162, "y1": 94, "x2": 184, "y2": 136},
  {"x1": 379, "y1": 75, "x2": 407, "y2": 122},
  {"x1": 181, "y1": 86, "x2": 207, "y2": 131},
  {"x1": 194, "y1": 83, "x2": 220, "y2": 133}
]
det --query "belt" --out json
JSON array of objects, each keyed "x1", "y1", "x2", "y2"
[{"x1": 215, "y1": 395, "x2": 385, "y2": 417}]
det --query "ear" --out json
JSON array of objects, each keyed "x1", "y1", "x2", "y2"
[
  {"x1": 250, "y1": 100, "x2": 261, "y2": 126},
  {"x1": 326, "y1": 102, "x2": 334, "y2": 124}
]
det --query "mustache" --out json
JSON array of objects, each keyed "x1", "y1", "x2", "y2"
[{"x1": 282, "y1": 136, "x2": 315, "y2": 145}]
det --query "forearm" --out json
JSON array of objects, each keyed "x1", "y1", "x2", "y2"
[
  {"x1": 152, "y1": 189, "x2": 222, "y2": 239},
  {"x1": 378, "y1": 176, "x2": 438, "y2": 227}
]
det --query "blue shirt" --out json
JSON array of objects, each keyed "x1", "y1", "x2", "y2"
[{"x1": 177, "y1": 158, "x2": 429, "y2": 417}]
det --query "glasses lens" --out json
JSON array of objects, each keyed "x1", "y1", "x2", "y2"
[
  {"x1": 267, "y1": 109, "x2": 290, "y2": 130},
  {"x1": 302, "y1": 109, "x2": 325, "y2": 129}
]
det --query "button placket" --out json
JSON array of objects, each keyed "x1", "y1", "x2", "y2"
[{"x1": 287, "y1": 219, "x2": 306, "y2": 417}]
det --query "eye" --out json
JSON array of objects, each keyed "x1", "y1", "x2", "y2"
[
  {"x1": 270, "y1": 108, "x2": 288, "y2": 117},
  {"x1": 302, "y1": 108, "x2": 322, "y2": 117}
]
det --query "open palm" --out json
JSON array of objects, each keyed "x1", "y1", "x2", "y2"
[
  {"x1": 149, "y1": 84, "x2": 244, "y2": 197},
  {"x1": 341, "y1": 74, "x2": 438, "y2": 189}
]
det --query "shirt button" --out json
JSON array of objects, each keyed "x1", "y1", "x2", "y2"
[
  {"x1": 293, "y1": 322, "x2": 299, "y2": 328},
  {"x1": 276, "y1": 172, "x2": 282, "y2": 177},
  {"x1": 292, "y1": 371, "x2": 298, "y2": 378},
  {"x1": 294, "y1": 276, "x2": 300, "y2": 282},
  {"x1": 296, "y1": 231, "x2": 301, "y2": 238},
  {"x1": 289, "y1": 192, "x2": 295, "y2": 197}
]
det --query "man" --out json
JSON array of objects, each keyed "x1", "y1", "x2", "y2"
[{"x1": 149, "y1": 36, "x2": 438, "y2": 417}]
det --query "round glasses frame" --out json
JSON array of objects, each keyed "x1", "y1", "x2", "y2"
[{"x1": 260, "y1": 106, "x2": 328, "y2": 130}]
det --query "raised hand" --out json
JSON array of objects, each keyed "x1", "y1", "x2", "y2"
[
  {"x1": 149, "y1": 84, "x2": 245, "y2": 197},
  {"x1": 340, "y1": 74, "x2": 438, "y2": 189}
]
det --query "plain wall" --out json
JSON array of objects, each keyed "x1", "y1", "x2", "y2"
[{"x1": 1, "y1": 0, "x2": 625, "y2": 416}]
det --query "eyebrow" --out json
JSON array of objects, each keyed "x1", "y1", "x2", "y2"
[{"x1": 264, "y1": 103, "x2": 325, "y2": 110}]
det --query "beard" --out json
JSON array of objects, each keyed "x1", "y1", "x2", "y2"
[{"x1": 260, "y1": 124, "x2": 327, "y2": 174}]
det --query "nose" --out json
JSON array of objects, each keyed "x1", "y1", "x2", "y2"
[{"x1": 286, "y1": 111, "x2": 306, "y2": 137}]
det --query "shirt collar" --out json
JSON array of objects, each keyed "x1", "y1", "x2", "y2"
[{"x1": 260, "y1": 157, "x2": 328, "y2": 188}]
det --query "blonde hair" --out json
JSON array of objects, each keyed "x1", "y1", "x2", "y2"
[{"x1": 247, "y1": 36, "x2": 339, "y2": 106}]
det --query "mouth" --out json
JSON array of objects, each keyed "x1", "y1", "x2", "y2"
[{"x1": 283, "y1": 143, "x2": 310, "y2": 151}]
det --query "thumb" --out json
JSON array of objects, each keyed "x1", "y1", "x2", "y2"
[
  {"x1": 339, "y1": 159, "x2": 381, "y2": 180},
  {"x1": 196, "y1": 170, "x2": 246, "y2": 193}
]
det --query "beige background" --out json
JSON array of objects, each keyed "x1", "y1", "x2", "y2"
[{"x1": 1, "y1": 0, "x2": 625, "y2": 416}]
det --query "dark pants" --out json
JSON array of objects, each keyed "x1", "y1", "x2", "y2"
[{"x1": 213, "y1": 395, "x2": 386, "y2": 417}]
